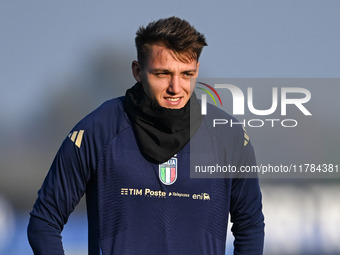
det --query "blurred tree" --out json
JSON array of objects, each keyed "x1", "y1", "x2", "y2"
[{"x1": 0, "y1": 45, "x2": 135, "y2": 210}]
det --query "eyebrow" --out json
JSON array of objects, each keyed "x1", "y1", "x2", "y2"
[{"x1": 150, "y1": 68, "x2": 197, "y2": 73}]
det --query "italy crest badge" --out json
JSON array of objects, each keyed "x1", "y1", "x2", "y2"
[{"x1": 159, "y1": 155, "x2": 177, "y2": 185}]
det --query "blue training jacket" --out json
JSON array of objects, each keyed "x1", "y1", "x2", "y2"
[{"x1": 28, "y1": 96, "x2": 264, "y2": 255}]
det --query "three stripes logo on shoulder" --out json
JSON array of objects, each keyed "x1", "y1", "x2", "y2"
[
  {"x1": 159, "y1": 155, "x2": 177, "y2": 185},
  {"x1": 243, "y1": 127, "x2": 250, "y2": 147},
  {"x1": 68, "y1": 130, "x2": 84, "y2": 148}
]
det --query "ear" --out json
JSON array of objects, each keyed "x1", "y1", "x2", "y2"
[
  {"x1": 132, "y1": 60, "x2": 142, "y2": 82},
  {"x1": 196, "y1": 62, "x2": 200, "y2": 77}
]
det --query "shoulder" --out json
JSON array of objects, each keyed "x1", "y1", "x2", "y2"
[
  {"x1": 68, "y1": 96, "x2": 131, "y2": 150},
  {"x1": 80, "y1": 96, "x2": 127, "y2": 126},
  {"x1": 199, "y1": 103, "x2": 254, "y2": 159},
  {"x1": 76, "y1": 96, "x2": 128, "y2": 127},
  {"x1": 201, "y1": 103, "x2": 245, "y2": 141}
]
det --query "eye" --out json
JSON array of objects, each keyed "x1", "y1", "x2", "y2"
[
  {"x1": 183, "y1": 72, "x2": 194, "y2": 78},
  {"x1": 153, "y1": 72, "x2": 169, "y2": 78}
]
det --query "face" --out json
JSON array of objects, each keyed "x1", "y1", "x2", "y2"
[{"x1": 132, "y1": 44, "x2": 199, "y2": 109}]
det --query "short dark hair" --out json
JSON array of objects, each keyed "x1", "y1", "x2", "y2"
[{"x1": 135, "y1": 16, "x2": 207, "y2": 67}]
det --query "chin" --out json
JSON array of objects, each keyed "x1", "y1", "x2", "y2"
[{"x1": 162, "y1": 103, "x2": 185, "y2": 109}]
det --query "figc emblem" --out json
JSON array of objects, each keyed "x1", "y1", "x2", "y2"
[{"x1": 159, "y1": 155, "x2": 177, "y2": 185}]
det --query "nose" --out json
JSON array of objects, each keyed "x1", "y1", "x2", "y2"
[{"x1": 167, "y1": 75, "x2": 182, "y2": 95}]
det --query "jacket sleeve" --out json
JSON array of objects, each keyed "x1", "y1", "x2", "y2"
[
  {"x1": 230, "y1": 138, "x2": 265, "y2": 255},
  {"x1": 27, "y1": 129, "x2": 92, "y2": 255}
]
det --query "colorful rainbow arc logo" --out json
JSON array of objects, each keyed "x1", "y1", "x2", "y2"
[{"x1": 196, "y1": 82, "x2": 223, "y2": 106}]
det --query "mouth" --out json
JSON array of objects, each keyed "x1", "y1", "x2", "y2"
[
  {"x1": 166, "y1": 97, "x2": 181, "y2": 102},
  {"x1": 164, "y1": 97, "x2": 183, "y2": 106}
]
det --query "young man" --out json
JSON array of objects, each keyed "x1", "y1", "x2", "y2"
[{"x1": 28, "y1": 17, "x2": 264, "y2": 254}]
